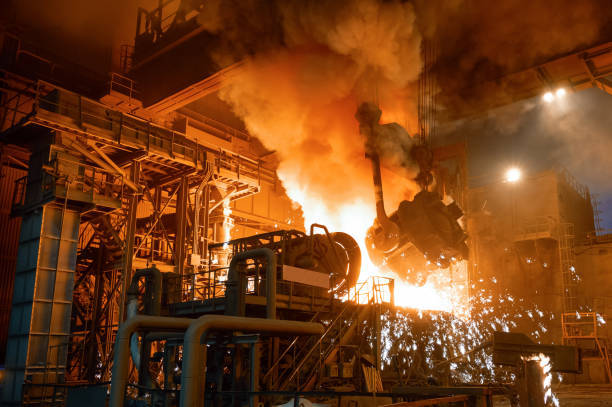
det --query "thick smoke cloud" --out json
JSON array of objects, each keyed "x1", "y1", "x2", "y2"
[
  {"x1": 439, "y1": 88, "x2": 612, "y2": 229},
  {"x1": 204, "y1": 0, "x2": 612, "y2": 228},
  {"x1": 540, "y1": 89, "x2": 612, "y2": 228},
  {"x1": 418, "y1": 0, "x2": 612, "y2": 112},
  {"x1": 211, "y1": 0, "x2": 422, "y2": 229}
]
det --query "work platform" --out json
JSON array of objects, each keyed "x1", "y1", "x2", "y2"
[{"x1": 1, "y1": 79, "x2": 270, "y2": 196}]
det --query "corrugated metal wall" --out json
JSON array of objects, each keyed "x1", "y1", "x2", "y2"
[{"x1": 0, "y1": 158, "x2": 27, "y2": 364}]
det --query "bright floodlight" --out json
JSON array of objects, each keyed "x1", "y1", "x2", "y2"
[
  {"x1": 505, "y1": 167, "x2": 521, "y2": 183},
  {"x1": 542, "y1": 91, "x2": 554, "y2": 103},
  {"x1": 556, "y1": 88, "x2": 567, "y2": 98}
]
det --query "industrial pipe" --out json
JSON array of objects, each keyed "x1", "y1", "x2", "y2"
[
  {"x1": 126, "y1": 267, "x2": 162, "y2": 368},
  {"x1": 127, "y1": 267, "x2": 162, "y2": 315},
  {"x1": 193, "y1": 163, "x2": 212, "y2": 257},
  {"x1": 228, "y1": 248, "x2": 277, "y2": 320},
  {"x1": 180, "y1": 315, "x2": 324, "y2": 407},
  {"x1": 202, "y1": 184, "x2": 210, "y2": 262},
  {"x1": 110, "y1": 315, "x2": 195, "y2": 407}
]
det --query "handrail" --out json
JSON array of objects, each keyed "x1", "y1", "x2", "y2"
[
  {"x1": 263, "y1": 279, "x2": 390, "y2": 381},
  {"x1": 29, "y1": 80, "x2": 276, "y2": 184},
  {"x1": 279, "y1": 300, "x2": 355, "y2": 388},
  {"x1": 262, "y1": 303, "x2": 332, "y2": 382}
]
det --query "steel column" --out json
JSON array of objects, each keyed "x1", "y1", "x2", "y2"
[
  {"x1": 175, "y1": 176, "x2": 188, "y2": 275},
  {"x1": 119, "y1": 161, "x2": 140, "y2": 322},
  {"x1": 3, "y1": 204, "x2": 80, "y2": 405}
]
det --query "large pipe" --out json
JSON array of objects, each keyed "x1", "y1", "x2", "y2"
[
  {"x1": 228, "y1": 248, "x2": 277, "y2": 320},
  {"x1": 110, "y1": 315, "x2": 195, "y2": 407},
  {"x1": 180, "y1": 315, "x2": 324, "y2": 407},
  {"x1": 127, "y1": 267, "x2": 162, "y2": 315},
  {"x1": 202, "y1": 184, "x2": 210, "y2": 262},
  {"x1": 126, "y1": 268, "x2": 162, "y2": 368}
]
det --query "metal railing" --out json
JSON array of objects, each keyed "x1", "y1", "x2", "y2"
[
  {"x1": 348, "y1": 276, "x2": 394, "y2": 305},
  {"x1": 34, "y1": 80, "x2": 198, "y2": 162},
  {"x1": 165, "y1": 267, "x2": 229, "y2": 303},
  {"x1": 108, "y1": 72, "x2": 138, "y2": 101},
  {"x1": 21, "y1": 381, "x2": 111, "y2": 407},
  {"x1": 136, "y1": 0, "x2": 195, "y2": 44},
  {"x1": 163, "y1": 266, "x2": 334, "y2": 307},
  {"x1": 562, "y1": 311, "x2": 612, "y2": 382},
  {"x1": 133, "y1": 232, "x2": 174, "y2": 264},
  {"x1": 556, "y1": 166, "x2": 590, "y2": 201},
  {"x1": 26, "y1": 80, "x2": 273, "y2": 185},
  {"x1": 514, "y1": 216, "x2": 559, "y2": 240},
  {"x1": 562, "y1": 312, "x2": 603, "y2": 339},
  {"x1": 11, "y1": 153, "x2": 125, "y2": 215}
]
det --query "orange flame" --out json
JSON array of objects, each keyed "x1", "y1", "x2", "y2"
[
  {"x1": 213, "y1": 0, "x2": 468, "y2": 315},
  {"x1": 285, "y1": 179, "x2": 469, "y2": 315}
]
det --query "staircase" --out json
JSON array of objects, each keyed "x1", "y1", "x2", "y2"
[
  {"x1": 69, "y1": 213, "x2": 125, "y2": 382},
  {"x1": 76, "y1": 215, "x2": 124, "y2": 269},
  {"x1": 272, "y1": 301, "x2": 369, "y2": 391},
  {"x1": 91, "y1": 215, "x2": 124, "y2": 264}
]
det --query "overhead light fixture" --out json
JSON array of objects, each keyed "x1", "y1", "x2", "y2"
[
  {"x1": 542, "y1": 91, "x2": 554, "y2": 103},
  {"x1": 542, "y1": 88, "x2": 567, "y2": 103},
  {"x1": 555, "y1": 88, "x2": 567, "y2": 98},
  {"x1": 505, "y1": 167, "x2": 521, "y2": 183}
]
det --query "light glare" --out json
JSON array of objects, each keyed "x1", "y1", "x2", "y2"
[
  {"x1": 505, "y1": 167, "x2": 521, "y2": 183},
  {"x1": 542, "y1": 92, "x2": 554, "y2": 103},
  {"x1": 555, "y1": 88, "x2": 566, "y2": 98}
]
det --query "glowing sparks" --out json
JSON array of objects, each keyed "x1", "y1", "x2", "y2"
[
  {"x1": 393, "y1": 261, "x2": 469, "y2": 315},
  {"x1": 381, "y1": 277, "x2": 560, "y2": 391},
  {"x1": 284, "y1": 179, "x2": 468, "y2": 314}
]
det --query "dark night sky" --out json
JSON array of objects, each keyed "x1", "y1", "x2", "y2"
[{"x1": 441, "y1": 87, "x2": 612, "y2": 231}]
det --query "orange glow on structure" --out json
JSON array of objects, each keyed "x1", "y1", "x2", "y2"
[{"x1": 284, "y1": 175, "x2": 469, "y2": 316}]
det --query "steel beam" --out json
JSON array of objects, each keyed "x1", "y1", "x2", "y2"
[
  {"x1": 381, "y1": 395, "x2": 470, "y2": 407},
  {"x1": 88, "y1": 142, "x2": 140, "y2": 192},
  {"x1": 175, "y1": 176, "x2": 188, "y2": 275},
  {"x1": 64, "y1": 137, "x2": 139, "y2": 192},
  {"x1": 119, "y1": 161, "x2": 140, "y2": 322}
]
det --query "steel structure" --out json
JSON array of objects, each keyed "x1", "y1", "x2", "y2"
[
  {"x1": 0, "y1": 64, "x2": 290, "y2": 404},
  {"x1": 0, "y1": 48, "x2": 396, "y2": 406},
  {"x1": 1, "y1": 3, "x2": 606, "y2": 403}
]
